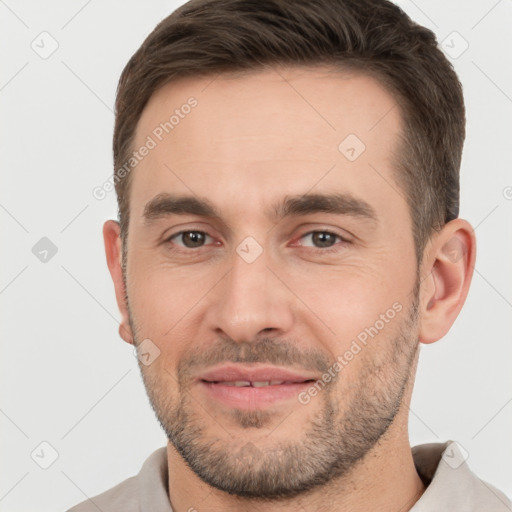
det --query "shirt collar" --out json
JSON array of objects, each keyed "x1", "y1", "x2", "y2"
[
  {"x1": 138, "y1": 441, "x2": 511, "y2": 511},
  {"x1": 410, "y1": 440, "x2": 511, "y2": 511}
]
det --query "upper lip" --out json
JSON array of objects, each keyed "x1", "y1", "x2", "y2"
[{"x1": 197, "y1": 363, "x2": 319, "y2": 383}]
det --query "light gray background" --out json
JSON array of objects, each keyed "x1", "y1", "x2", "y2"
[{"x1": 1, "y1": 1, "x2": 511, "y2": 510}]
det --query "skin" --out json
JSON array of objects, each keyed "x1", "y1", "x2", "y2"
[{"x1": 104, "y1": 65, "x2": 476, "y2": 512}]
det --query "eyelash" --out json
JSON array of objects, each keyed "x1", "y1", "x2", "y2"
[{"x1": 165, "y1": 229, "x2": 350, "y2": 254}]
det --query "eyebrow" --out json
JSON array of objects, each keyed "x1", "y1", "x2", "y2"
[
  {"x1": 269, "y1": 192, "x2": 377, "y2": 223},
  {"x1": 142, "y1": 192, "x2": 378, "y2": 225}
]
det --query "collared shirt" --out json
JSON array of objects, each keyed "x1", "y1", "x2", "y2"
[{"x1": 67, "y1": 440, "x2": 511, "y2": 511}]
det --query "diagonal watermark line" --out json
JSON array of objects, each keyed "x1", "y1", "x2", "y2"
[
  {"x1": 164, "y1": 163, "x2": 200, "y2": 197},
  {"x1": 471, "y1": 0, "x2": 502, "y2": 30},
  {"x1": 0, "y1": 472, "x2": 29, "y2": 502},
  {"x1": 301, "y1": 164, "x2": 336, "y2": 192},
  {"x1": 0, "y1": 202, "x2": 29, "y2": 232},
  {"x1": 61, "y1": 204, "x2": 89, "y2": 233},
  {"x1": 368, "y1": 162, "x2": 407, "y2": 203},
  {"x1": 61, "y1": 265, "x2": 120, "y2": 323},
  {"x1": 408, "y1": 405, "x2": 440, "y2": 438},
  {"x1": 61, "y1": 61, "x2": 114, "y2": 113},
  {"x1": 472, "y1": 61, "x2": 512, "y2": 104},
  {"x1": 0, "y1": 265, "x2": 28, "y2": 295},
  {"x1": 0, "y1": 0, "x2": 29, "y2": 28},
  {"x1": 300, "y1": 163, "x2": 337, "y2": 195},
  {"x1": 201, "y1": 73, "x2": 220, "y2": 93},
  {"x1": 273, "y1": 66, "x2": 336, "y2": 131},
  {"x1": 471, "y1": 396, "x2": 512, "y2": 440},
  {"x1": 164, "y1": 268, "x2": 233, "y2": 336},
  {"x1": 0, "y1": 62, "x2": 29, "y2": 92},
  {"x1": 296, "y1": 499, "x2": 309, "y2": 512},
  {"x1": 266, "y1": 163, "x2": 337, "y2": 236},
  {"x1": 396, "y1": 487, "x2": 426, "y2": 512},
  {"x1": 196, "y1": 487, "x2": 216, "y2": 507},
  {"x1": 61, "y1": 471, "x2": 104, "y2": 512},
  {"x1": 471, "y1": 204, "x2": 499, "y2": 232},
  {"x1": 265, "y1": 265, "x2": 336, "y2": 336},
  {"x1": 368, "y1": 104, "x2": 396, "y2": 132},
  {"x1": 0, "y1": 408, "x2": 29, "y2": 438},
  {"x1": 477, "y1": 475, "x2": 512, "y2": 509},
  {"x1": 473, "y1": 266, "x2": 512, "y2": 308},
  {"x1": 264, "y1": 407, "x2": 295, "y2": 438},
  {"x1": 61, "y1": 0, "x2": 93, "y2": 29},
  {"x1": 408, "y1": 0, "x2": 439, "y2": 28},
  {"x1": 163, "y1": 367, "x2": 234, "y2": 437},
  {"x1": 61, "y1": 369, "x2": 131, "y2": 439}
]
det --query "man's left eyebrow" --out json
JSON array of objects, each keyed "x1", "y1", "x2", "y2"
[{"x1": 267, "y1": 192, "x2": 378, "y2": 224}]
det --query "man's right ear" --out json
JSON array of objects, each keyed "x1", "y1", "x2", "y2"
[{"x1": 103, "y1": 220, "x2": 134, "y2": 345}]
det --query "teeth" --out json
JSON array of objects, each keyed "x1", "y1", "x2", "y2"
[
  {"x1": 252, "y1": 381, "x2": 270, "y2": 387},
  {"x1": 215, "y1": 380, "x2": 288, "y2": 387},
  {"x1": 253, "y1": 380, "x2": 286, "y2": 386},
  {"x1": 233, "y1": 381, "x2": 251, "y2": 387},
  {"x1": 216, "y1": 381, "x2": 251, "y2": 386}
]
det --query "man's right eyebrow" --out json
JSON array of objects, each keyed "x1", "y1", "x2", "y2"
[{"x1": 142, "y1": 193, "x2": 222, "y2": 224}]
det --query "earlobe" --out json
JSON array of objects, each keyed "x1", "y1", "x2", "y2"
[
  {"x1": 418, "y1": 219, "x2": 476, "y2": 344},
  {"x1": 103, "y1": 220, "x2": 134, "y2": 345}
]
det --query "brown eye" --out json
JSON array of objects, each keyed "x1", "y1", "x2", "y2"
[
  {"x1": 170, "y1": 231, "x2": 212, "y2": 248},
  {"x1": 311, "y1": 232, "x2": 337, "y2": 248}
]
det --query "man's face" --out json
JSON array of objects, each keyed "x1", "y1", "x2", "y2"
[{"x1": 123, "y1": 66, "x2": 421, "y2": 497}]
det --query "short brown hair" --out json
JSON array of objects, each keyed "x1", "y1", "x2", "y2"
[{"x1": 113, "y1": 0, "x2": 465, "y2": 265}]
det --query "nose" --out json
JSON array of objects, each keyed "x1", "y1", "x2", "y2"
[{"x1": 205, "y1": 246, "x2": 295, "y2": 343}]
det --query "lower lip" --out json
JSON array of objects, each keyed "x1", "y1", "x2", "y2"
[{"x1": 199, "y1": 381, "x2": 313, "y2": 409}]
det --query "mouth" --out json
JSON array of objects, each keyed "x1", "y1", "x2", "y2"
[
  {"x1": 203, "y1": 380, "x2": 309, "y2": 387},
  {"x1": 196, "y1": 364, "x2": 318, "y2": 409}
]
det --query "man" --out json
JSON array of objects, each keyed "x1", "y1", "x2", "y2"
[{"x1": 69, "y1": 0, "x2": 511, "y2": 510}]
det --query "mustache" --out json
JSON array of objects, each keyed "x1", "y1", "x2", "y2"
[{"x1": 177, "y1": 337, "x2": 332, "y2": 377}]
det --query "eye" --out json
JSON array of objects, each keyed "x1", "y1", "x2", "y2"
[
  {"x1": 298, "y1": 230, "x2": 348, "y2": 250},
  {"x1": 167, "y1": 230, "x2": 214, "y2": 249}
]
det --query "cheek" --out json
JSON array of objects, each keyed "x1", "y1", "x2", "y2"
[
  {"x1": 287, "y1": 257, "x2": 409, "y2": 334},
  {"x1": 127, "y1": 253, "x2": 211, "y2": 324},
  {"x1": 127, "y1": 259, "x2": 220, "y2": 369}
]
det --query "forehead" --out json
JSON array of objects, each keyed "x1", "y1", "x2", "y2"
[{"x1": 130, "y1": 65, "x2": 405, "y2": 222}]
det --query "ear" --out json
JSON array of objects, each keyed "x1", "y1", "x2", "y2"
[
  {"x1": 418, "y1": 218, "x2": 476, "y2": 344},
  {"x1": 103, "y1": 220, "x2": 134, "y2": 345}
]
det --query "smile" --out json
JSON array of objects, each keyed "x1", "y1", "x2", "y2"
[{"x1": 196, "y1": 364, "x2": 319, "y2": 410}]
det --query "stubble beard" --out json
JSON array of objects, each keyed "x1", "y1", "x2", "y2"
[{"x1": 131, "y1": 290, "x2": 420, "y2": 500}]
